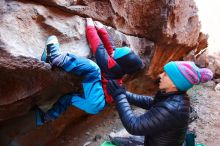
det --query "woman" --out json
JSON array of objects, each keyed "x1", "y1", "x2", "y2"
[{"x1": 107, "y1": 61, "x2": 213, "y2": 146}]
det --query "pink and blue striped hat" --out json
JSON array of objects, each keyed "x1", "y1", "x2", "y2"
[{"x1": 164, "y1": 61, "x2": 213, "y2": 91}]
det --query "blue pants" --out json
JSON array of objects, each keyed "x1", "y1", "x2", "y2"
[{"x1": 45, "y1": 53, "x2": 105, "y2": 121}]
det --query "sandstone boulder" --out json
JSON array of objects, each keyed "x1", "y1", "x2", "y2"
[
  {"x1": 208, "y1": 53, "x2": 220, "y2": 78},
  {"x1": 0, "y1": 0, "x2": 207, "y2": 145},
  {"x1": 215, "y1": 83, "x2": 220, "y2": 93}
]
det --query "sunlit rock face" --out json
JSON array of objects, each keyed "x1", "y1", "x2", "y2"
[
  {"x1": 0, "y1": 0, "x2": 207, "y2": 145},
  {"x1": 209, "y1": 53, "x2": 220, "y2": 79}
]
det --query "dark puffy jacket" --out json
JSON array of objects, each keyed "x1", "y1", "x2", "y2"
[{"x1": 114, "y1": 90, "x2": 190, "y2": 146}]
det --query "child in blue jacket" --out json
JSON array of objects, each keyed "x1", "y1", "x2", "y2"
[
  {"x1": 86, "y1": 18, "x2": 143, "y2": 104},
  {"x1": 36, "y1": 35, "x2": 105, "y2": 125}
]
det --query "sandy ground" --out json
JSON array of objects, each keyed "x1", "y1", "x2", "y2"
[
  {"x1": 188, "y1": 82, "x2": 220, "y2": 146},
  {"x1": 51, "y1": 82, "x2": 220, "y2": 146},
  {"x1": 51, "y1": 105, "x2": 124, "y2": 146}
]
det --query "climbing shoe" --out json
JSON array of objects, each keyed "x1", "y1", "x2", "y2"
[
  {"x1": 41, "y1": 35, "x2": 61, "y2": 63},
  {"x1": 35, "y1": 107, "x2": 45, "y2": 126}
]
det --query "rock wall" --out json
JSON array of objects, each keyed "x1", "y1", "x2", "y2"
[
  {"x1": 208, "y1": 53, "x2": 220, "y2": 79},
  {"x1": 0, "y1": 0, "x2": 207, "y2": 145}
]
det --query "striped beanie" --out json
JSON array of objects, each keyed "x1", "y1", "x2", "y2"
[{"x1": 164, "y1": 61, "x2": 213, "y2": 91}]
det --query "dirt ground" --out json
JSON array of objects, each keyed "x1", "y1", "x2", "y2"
[
  {"x1": 187, "y1": 82, "x2": 220, "y2": 146},
  {"x1": 51, "y1": 81, "x2": 220, "y2": 146}
]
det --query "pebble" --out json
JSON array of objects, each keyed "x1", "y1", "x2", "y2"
[
  {"x1": 93, "y1": 134, "x2": 102, "y2": 141},
  {"x1": 83, "y1": 141, "x2": 92, "y2": 146},
  {"x1": 85, "y1": 132, "x2": 91, "y2": 136},
  {"x1": 215, "y1": 83, "x2": 220, "y2": 93}
]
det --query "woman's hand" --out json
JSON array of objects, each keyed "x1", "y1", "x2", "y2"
[{"x1": 107, "y1": 80, "x2": 125, "y2": 100}]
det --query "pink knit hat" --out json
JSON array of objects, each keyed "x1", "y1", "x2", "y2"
[{"x1": 164, "y1": 61, "x2": 213, "y2": 91}]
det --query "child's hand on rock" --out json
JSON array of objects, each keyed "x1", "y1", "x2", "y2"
[
  {"x1": 86, "y1": 18, "x2": 94, "y2": 27},
  {"x1": 94, "y1": 21, "x2": 104, "y2": 29}
]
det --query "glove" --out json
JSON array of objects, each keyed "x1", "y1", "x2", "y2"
[{"x1": 107, "y1": 80, "x2": 125, "y2": 100}]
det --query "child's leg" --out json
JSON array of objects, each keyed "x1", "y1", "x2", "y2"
[
  {"x1": 44, "y1": 54, "x2": 105, "y2": 121},
  {"x1": 44, "y1": 94, "x2": 72, "y2": 121},
  {"x1": 66, "y1": 55, "x2": 106, "y2": 114},
  {"x1": 61, "y1": 54, "x2": 106, "y2": 114}
]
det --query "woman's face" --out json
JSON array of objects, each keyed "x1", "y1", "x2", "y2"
[{"x1": 159, "y1": 72, "x2": 176, "y2": 90}]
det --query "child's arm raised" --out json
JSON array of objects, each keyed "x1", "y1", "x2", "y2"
[
  {"x1": 86, "y1": 18, "x2": 116, "y2": 71},
  {"x1": 94, "y1": 21, "x2": 115, "y2": 57}
]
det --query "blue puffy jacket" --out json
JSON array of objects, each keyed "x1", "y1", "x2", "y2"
[{"x1": 114, "y1": 90, "x2": 190, "y2": 146}]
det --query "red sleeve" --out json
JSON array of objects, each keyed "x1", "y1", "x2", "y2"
[
  {"x1": 86, "y1": 26, "x2": 101, "y2": 55},
  {"x1": 86, "y1": 26, "x2": 117, "y2": 70},
  {"x1": 97, "y1": 28, "x2": 115, "y2": 56}
]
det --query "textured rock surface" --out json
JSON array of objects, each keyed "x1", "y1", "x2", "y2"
[
  {"x1": 187, "y1": 51, "x2": 220, "y2": 79},
  {"x1": 30, "y1": 0, "x2": 207, "y2": 77},
  {"x1": 208, "y1": 53, "x2": 220, "y2": 78},
  {"x1": 0, "y1": 0, "x2": 207, "y2": 145},
  {"x1": 0, "y1": 48, "x2": 83, "y2": 121}
]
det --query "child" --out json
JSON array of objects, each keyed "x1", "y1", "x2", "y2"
[
  {"x1": 36, "y1": 35, "x2": 105, "y2": 125},
  {"x1": 86, "y1": 18, "x2": 143, "y2": 104}
]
